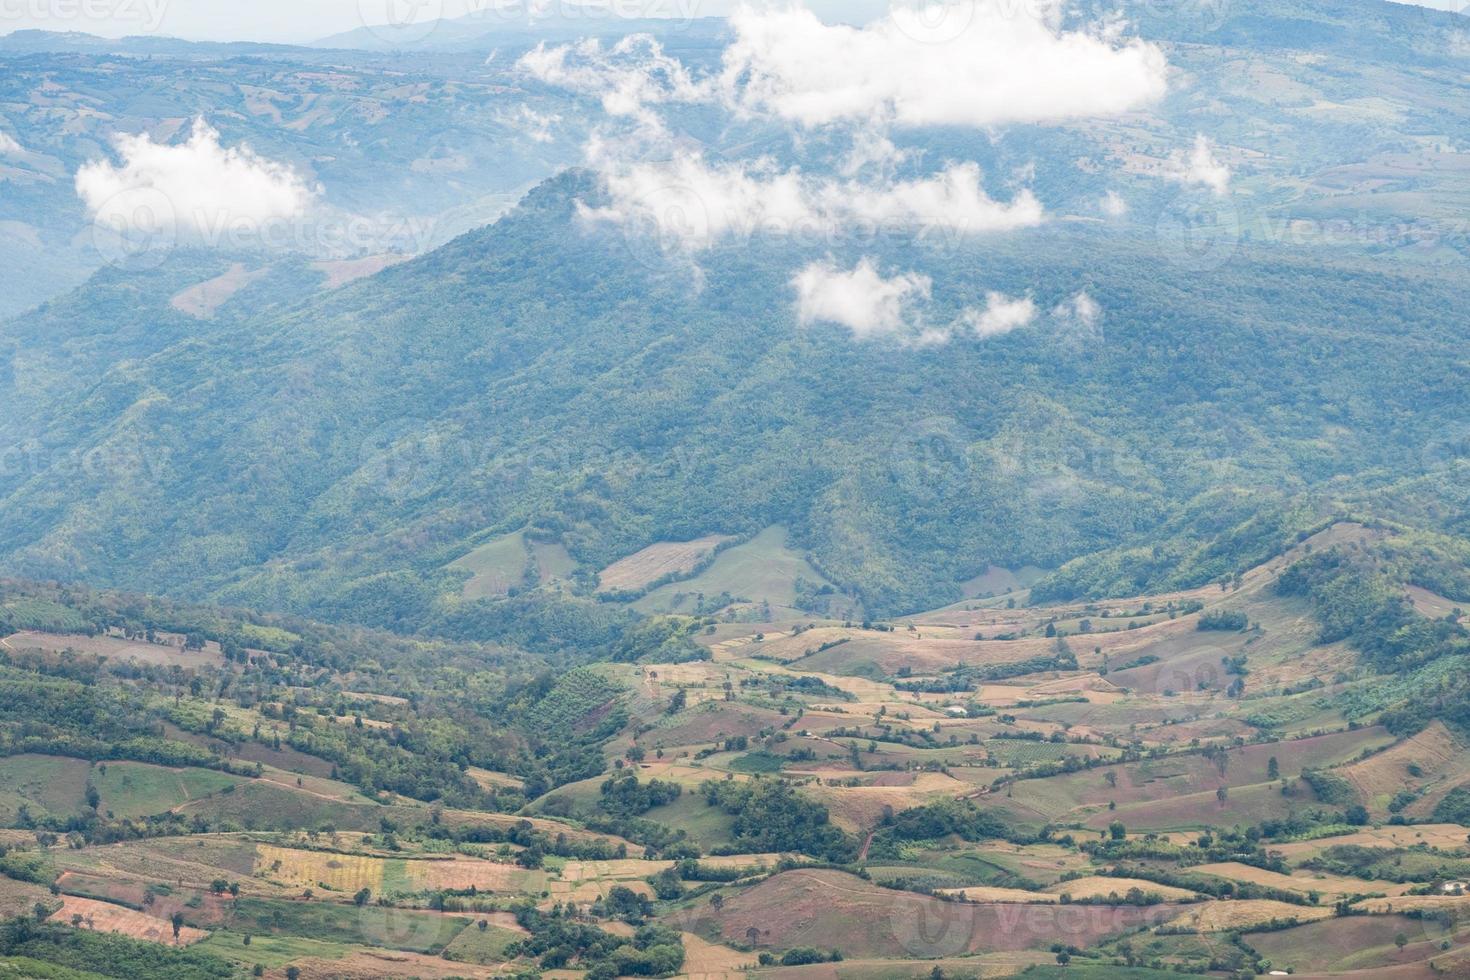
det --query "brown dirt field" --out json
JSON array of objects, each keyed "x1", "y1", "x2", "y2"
[
  {"x1": 230, "y1": 740, "x2": 337, "y2": 778},
  {"x1": 441, "y1": 809, "x2": 636, "y2": 849},
  {"x1": 1407, "y1": 585, "x2": 1463, "y2": 619},
  {"x1": 1339, "y1": 721, "x2": 1465, "y2": 816},
  {"x1": 1056, "y1": 876, "x2": 1200, "y2": 902},
  {"x1": 1164, "y1": 898, "x2": 1334, "y2": 932},
  {"x1": 937, "y1": 886, "x2": 1056, "y2": 903},
  {"x1": 801, "y1": 633, "x2": 1059, "y2": 677},
  {"x1": 1273, "y1": 825, "x2": 1470, "y2": 862},
  {"x1": 598, "y1": 535, "x2": 735, "y2": 593},
  {"x1": 57, "y1": 872, "x2": 240, "y2": 927},
  {"x1": 1006, "y1": 727, "x2": 1389, "y2": 825},
  {"x1": 546, "y1": 878, "x2": 654, "y2": 906},
  {"x1": 647, "y1": 703, "x2": 790, "y2": 749},
  {"x1": 169, "y1": 263, "x2": 265, "y2": 317},
  {"x1": 0, "y1": 876, "x2": 51, "y2": 918},
  {"x1": 51, "y1": 895, "x2": 209, "y2": 945},
  {"x1": 680, "y1": 932, "x2": 756, "y2": 976},
  {"x1": 465, "y1": 766, "x2": 524, "y2": 791},
  {"x1": 1246, "y1": 913, "x2": 1465, "y2": 976},
  {"x1": 278, "y1": 948, "x2": 503, "y2": 979},
  {"x1": 805, "y1": 772, "x2": 970, "y2": 834},
  {"x1": 1356, "y1": 895, "x2": 1470, "y2": 914},
  {"x1": 695, "y1": 853, "x2": 789, "y2": 871},
  {"x1": 343, "y1": 691, "x2": 409, "y2": 707},
  {"x1": 1191, "y1": 861, "x2": 1402, "y2": 898},
  {"x1": 1, "y1": 630, "x2": 222, "y2": 667},
  {"x1": 56, "y1": 838, "x2": 279, "y2": 897},
  {"x1": 705, "y1": 869, "x2": 1177, "y2": 958},
  {"x1": 256, "y1": 845, "x2": 386, "y2": 892},
  {"x1": 557, "y1": 859, "x2": 672, "y2": 882},
  {"x1": 748, "y1": 950, "x2": 1050, "y2": 978},
  {"x1": 310, "y1": 254, "x2": 407, "y2": 290},
  {"x1": 405, "y1": 858, "x2": 538, "y2": 892}
]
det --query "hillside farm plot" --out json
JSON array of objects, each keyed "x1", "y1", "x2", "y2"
[
  {"x1": 0, "y1": 754, "x2": 91, "y2": 822},
  {"x1": 93, "y1": 762, "x2": 242, "y2": 819},
  {"x1": 255, "y1": 845, "x2": 543, "y2": 897},
  {"x1": 169, "y1": 262, "x2": 266, "y2": 318},
  {"x1": 1245, "y1": 914, "x2": 1466, "y2": 974},
  {"x1": 635, "y1": 527, "x2": 844, "y2": 618},
  {"x1": 1055, "y1": 877, "x2": 1201, "y2": 902},
  {"x1": 0, "y1": 631, "x2": 222, "y2": 668},
  {"x1": 449, "y1": 531, "x2": 534, "y2": 599},
  {"x1": 440, "y1": 920, "x2": 524, "y2": 966},
  {"x1": 1004, "y1": 727, "x2": 1390, "y2": 823},
  {"x1": 1164, "y1": 899, "x2": 1335, "y2": 933},
  {"x1": 50, "y1": 895, "x2": 208, "y2": 945},
  {"x1": 1272, "y1": 824, "x2": 1470, "y2": 863},
  {"x1": 0, "y1": 876, "x2": 51, "y2": 918},
  {"x1": 1189, "y1": 862, "x2": 1407, "y2": 899},
  {"x1": 1337, "y1": 720, "x2": 1467, "y2": 817},
  {"x1": 226, "y1": 897, "x2": 471, "y2": 955},
  {"x1": 598, "y1": 534, "x2": 735, "y2": 593},
  {"x1": 256, "y1": 844, "x2": 386, "y2": 894},
  {"x1": 701, "y1": 869, "x2": 1178, "y2": 958},
  {"x1": 1077, "y1": 780, "x2": 1305, "y2": 832}
]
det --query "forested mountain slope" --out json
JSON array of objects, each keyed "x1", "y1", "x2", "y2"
[{"x1": 0, "y1": 170, "x2": 1466, "y2": 634}]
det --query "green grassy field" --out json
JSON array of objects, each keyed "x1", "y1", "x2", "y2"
[
  {"x1": 93, "y1": 763, "x2": 241, "y2": 819},
  {"x1": 0, "y1": 756, "x2": 92, "y2": 823},
  {"x1": 635, "y1": 527, "x2": 838, "y2": 616},
  {"x1": 194, "y1": 930, "x2": 357, "y2": 969},
  {"x1": 441, "y1": 921, "x2": 523, "y2": 965},
  {"x1": 448, "y1": 530, "x2": 535, "y2": 599}
]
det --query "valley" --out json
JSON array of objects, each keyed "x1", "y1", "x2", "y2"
[{"x1": 0, "y1": 519, "x2": 1468, "y2": 977}]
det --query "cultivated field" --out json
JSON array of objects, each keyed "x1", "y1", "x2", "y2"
[{"x1": 597, "y1": 534, "x2": 735, "y2": 593}]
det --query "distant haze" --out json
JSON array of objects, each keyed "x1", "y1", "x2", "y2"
[{"x1": 0, "y1": 0, "x2": 892, "y2": 44}]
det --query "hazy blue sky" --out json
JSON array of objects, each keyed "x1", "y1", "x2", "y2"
[
  {"x1": 0, "y1": 0, "x2": 1459, "y2": 44},
  {"x1": 0, "y1": 0, "x2": 888, "y2": 43}
]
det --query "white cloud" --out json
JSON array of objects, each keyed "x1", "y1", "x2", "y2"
[
  {"x1": 584, "y1": 152, "x2": 1042, "y2": 249},
  {"x1": 0, "y1": 132, "x2": 23, "y2": 156},
  {"x1": 76, "y1": 119, "x2": 315, "y2": 241},
  {"x1": 1074, "y1": 291, "x2": 1101, "y2": 326},
  {"x1": 793, "y1": 258, "x2": 1045, "y2": 346},
  {"x1": 841, "y1": 127, "x2": 908, "y2": 177},
  {"x1": 962, "y1": 291, "x2": 1037, "y2": 337},
  {"x1": 585, "y1": 152, "x2": 816, "y2": 249},
  {"x1": 1169, "y1": 134, "x2": 1231, "y2": 196},
  {"x1": 1053, "y1": 290, "x2": 1102, "y2": 330},
  {"x1": 1100, "y1": 190, "x2": 1128, "y2": 217},
  {"x1": 518, "y1": 34, "x2": 707, "y2": 126},
  {"x1": 830, "y1": 162, "x2": 1043, "y2": 235},
  {"x1": 506, "y1": 105, "x2": 562, "y2": 143},
  {"x1": 719, "y1": 2, "x2": 1168, "y2": 129},
  {"x1": 793, "y1": 257, "x2": 933, "y2": 340}
]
